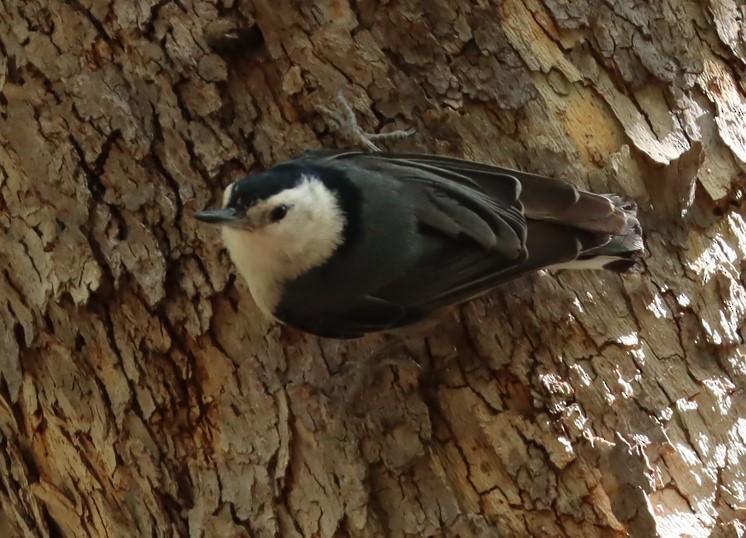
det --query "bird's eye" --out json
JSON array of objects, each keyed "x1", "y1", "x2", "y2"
[{"x1": 269, "y1": 204, "x2": 289, "y2": 223}]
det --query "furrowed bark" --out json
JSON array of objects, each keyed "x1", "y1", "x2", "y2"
[{"x1": 0, "y1": 0, "x2": 744, "y2": 537}]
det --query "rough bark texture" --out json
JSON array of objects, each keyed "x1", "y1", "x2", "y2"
[{"x1": 1, "y1": 0, "x2": 745, "y2": 537}]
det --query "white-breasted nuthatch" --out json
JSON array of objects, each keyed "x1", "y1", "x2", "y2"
[{"x1": 196, "y1": 150, "x2": 643, "y2": 339}]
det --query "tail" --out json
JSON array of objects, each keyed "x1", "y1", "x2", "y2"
[{"x1": 543, "y1": 195, "x2": 644, "y2": 273}]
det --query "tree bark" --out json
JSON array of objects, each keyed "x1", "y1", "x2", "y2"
[{"x1": 1, "y1": 0, "x2": 745, "y2": 536}]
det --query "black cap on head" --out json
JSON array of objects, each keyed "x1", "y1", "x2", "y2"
[{"x1": 225, "y1": 164, "x2": 304, "y2": 211}]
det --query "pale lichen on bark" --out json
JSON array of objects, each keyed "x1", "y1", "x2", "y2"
[{"x1": 0, "y1": 0, "x2": 745, "y2": 537}]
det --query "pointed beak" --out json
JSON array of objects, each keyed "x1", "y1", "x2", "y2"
[{"x1": 195, "y1": 208, "x2": 239, "y2": 225}]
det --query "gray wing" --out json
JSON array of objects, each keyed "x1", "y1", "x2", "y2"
[
  {"x1": 347, "y1": 151, "x2": 626, "y2": 232},
  {"x1": 326, "y1": 150, "x2": 618, "y2": 298},
  {"x1": 281, "y1": 151, "x2": 623, "y2": 338}
]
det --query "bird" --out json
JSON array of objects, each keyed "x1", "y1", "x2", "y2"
[{"x1": 195, "y1": 150, "x2": 644, "y2": 339}]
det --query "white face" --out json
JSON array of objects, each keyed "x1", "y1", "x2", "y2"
[{"x1": 219, "y1": 175, "x2": 346, "y2": 314}]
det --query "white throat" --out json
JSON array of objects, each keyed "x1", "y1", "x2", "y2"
[{"x1": 221, "y1": 175, "x2": 345, "y2": 315}]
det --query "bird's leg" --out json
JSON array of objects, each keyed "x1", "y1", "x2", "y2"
[
  {"x1": 338, "y1": 335, "x2": 433, "y2": 410},
  {"x1": 339, "y1": 335, "x2": 422, "y2": 381},
  {"x1": 316, "y1": 91, "x2": 416, "y2": 152}
]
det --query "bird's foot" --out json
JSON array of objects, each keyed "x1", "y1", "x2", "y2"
[{"x1": 316, "y1": 91, "x2": 416, "y2": 152}]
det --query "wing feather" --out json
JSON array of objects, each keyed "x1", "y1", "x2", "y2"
[{"x1": 280, "y1": 150, "x2": 620, "y2": 337}]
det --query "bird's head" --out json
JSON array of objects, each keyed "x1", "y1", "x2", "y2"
[
  {"x1": 196, "y1": 164, "x2": 354, "y2": 305},
  {"x1": 197, "y1": 164, "x2": 350, "y2": 244}
]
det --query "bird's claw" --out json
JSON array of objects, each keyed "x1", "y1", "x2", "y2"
[{"x1": 316, "y1": 91, "x2": 415, "y2": 152}]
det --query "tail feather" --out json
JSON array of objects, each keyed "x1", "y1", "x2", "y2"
[
  {"x1": 518, "y1": 176, "x2": 630, "y2": 236},
  {"x1": 546, "y1": 196, "x2": 644, "y2": 273}
]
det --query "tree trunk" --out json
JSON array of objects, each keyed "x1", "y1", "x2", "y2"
[{"x1": 1, "y1": 0, "x2": 745, "y2": 536}]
